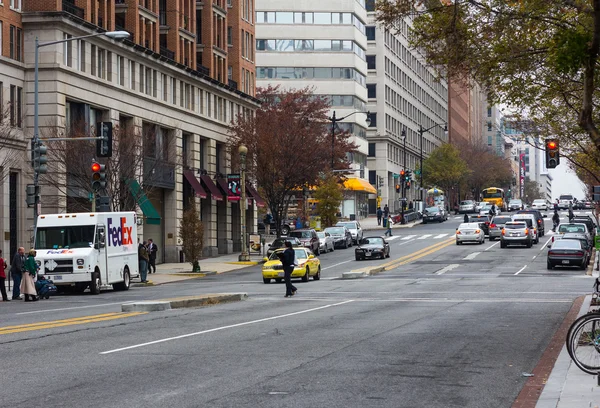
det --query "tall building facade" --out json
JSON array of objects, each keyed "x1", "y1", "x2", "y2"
[
  {"x1": 448, "y1": 78, "x2": 485, "y2": 144},
  {"x1": 483, "y1": 104, "x2": 505, "y2": 156},
  {"x1": 255, "y1": 0, "x2": 373, "y2": 219},
  {"x1": 365, "y1": 9, "x2": 448, "y2": 212},
  {"x1": 0, "y1": 0, "x2": 259, "y2": 262}
]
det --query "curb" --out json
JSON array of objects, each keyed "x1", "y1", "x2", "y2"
[
  {"x1": 587, "y1": 250, "x2": 596, "y2": 276},
  {"x1": 225, "y1": 261, "x2": 260, "y2": 266},
  {"x1": 121, "y1": 293, "x2": 248, "y2": 312},
  {"x1": 341, "y1": 266, "x2": 385, "y2": 279}
]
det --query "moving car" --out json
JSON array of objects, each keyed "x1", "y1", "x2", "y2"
[
  {"x1": 336, "y1": 221, "x2": 363, "y2": 244},
  {"x1": 456, "y1": 222, "x2": 485, "y2": 245},
  {"x1": 468, "y1": 214, "x2": 491, "y2": 235},
  {"x1": 562, "y1": 233, "x2": 592, "y2": 265},
  {"x1": 459, "y1": 200, "x2": 476, "y2": 214},
  {"x1": 500, "y1": 221, "x2": 533, "y2": 248},
  {"x1": 511, "y1": 214, "x2": 539, "y2": 244},
  {"x1": 550, "y1": 223, "x2": 591, "y2": 247},
  {"x1": 288, "y1": 229, "x2": 321, "y2": 255},
  {"x1": 558, "y1": 194, "x2": 574, "y2": 210},
  {"x1": 488, "y1": 215, "x2": 513, "y2": 241},
  {"x1": 478, "y1": 202, "x2": 492, "y2": 215},
  {"x1": 531, "y1": 199, "x2": 548, "y2": 211},
  {"x1": 508, "y1": 199, "x2": 524, "y2": 211},
  {"x1": 262, "y1": 247, "x2": 321, "y2": 283},
  {"x1": 515, "y1": 209, "x2": 546, "y2": 237},
  {"x1": 267, "y1": 237, "x2": 301, "y2": 257},
  {"x1": 354, "y1": 237, "x2": 390, "y2": 260},
  {"x1": 423, "y1": 206, "x2": 448, "y2": 223},
  {"x1": 316, "y1": 231, "x2": 334, "y2": 253},
  {"x1": 547, "y1": 239, "x2": 587, "y2": 270},
  {"x1": 324, "y1": 226, "x2": 353, "y2": 249}
]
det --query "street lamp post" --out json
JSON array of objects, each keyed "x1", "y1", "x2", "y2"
[
  {"x1": 238, "y1": 145, "x2": 250, "y2": 262},
  {"x1": 400, "y1": 129, "x2": 407, "y2": 223},
  {"x1": 32, "y1": 30, "x2": 129, "y2": 231},
  {"x1": 417, "y1": 123, "x2": 448, "y2": 210},
  {"x1": 329, "y1": 110, "x2": 371, "y2": 170}
]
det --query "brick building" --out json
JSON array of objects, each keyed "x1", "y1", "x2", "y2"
[{"x1": 0, "y1": 0, "x2": 259, "y2": 262}]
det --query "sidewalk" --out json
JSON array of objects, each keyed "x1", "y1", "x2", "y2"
[
  {"x1": 535, "y1": 295, "x2": 600, "y2": 407},
  {"x1": 361, "y1": 215, "x2": 420, "y2": 231},
  {"x1": 133, "y1": 252, "x2": 262, "y2": 286}
]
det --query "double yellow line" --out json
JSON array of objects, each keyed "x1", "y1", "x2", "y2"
[
  {"x1": 380, "y1": 237, "x2": 456, "y2": 271},
  {"x1": 0, "y1": 312, "x2": 147, "y2": 335}
]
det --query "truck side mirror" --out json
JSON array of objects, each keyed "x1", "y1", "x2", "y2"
[{"x1": 96, "y1": 226, "x2": 106, "y2": 249}]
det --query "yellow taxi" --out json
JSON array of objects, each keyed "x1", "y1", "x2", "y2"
[{"x1": 262, "y1": 247, "x2": 321, "y2": 284}]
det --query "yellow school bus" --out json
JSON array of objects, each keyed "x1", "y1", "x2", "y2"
[{"x1": 481, "y1": 187, "x2": 506, "y2": 210}]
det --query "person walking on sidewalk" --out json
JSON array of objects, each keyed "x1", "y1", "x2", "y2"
[
  {"x1": 0, "y1": 250, "x2": 8, "y2": 302},
  {"x1": 21, "y1": 249, "x2": 39, "y2": 302},
  {"x1": 147, "y1": 238, "x2": 158, "y2": 274},
  {"x1": 376, "y1": 207, "x2": 383, "y2": 226},
  {"x1": 383, "y1": 204, "x2": 389, "y2": 220},
  {"x1": 9, "y1": 247, "x2": 25, "y2": 300},
  {"x1": 279, "y1": 241, "x2": 297, "y2": 298},
  {"x1": 138, "y1": 241, "x2": 149, "y2": 283},
  {"x1": 384, "y1": 215, "x2": 394, "y2": 237}
]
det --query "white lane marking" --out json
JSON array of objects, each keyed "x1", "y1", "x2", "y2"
[
  {"x1": 100, "y1": 300, "x2": 355, "y2": 355},
  {"x1": 401, "y1": 235, "x2": 416, "y2": 240},
  {"x1": 484, "y1": 241, "x2": 500, "y2": 251},
  {"x1": 418, "y1": 234, "x2": 432, "y2": 240},
  {"x1": 539, "y1": 237, "x2": 552, "y2": 251},
  {"x1": 322, "y1": 260, "x2": 353, "y2": 270},
  {"x1": 454, "y1": 216, "x2": 462, "y2": 219},
  {"x1": 515, "y1": 265, "x2": 527, "y2": 275},
  {"x1": 384, "y1": 236, "x2": 400, "y2": 241},
  {"x1": 434, "y1": 234, "x2": 448, "y2": 239},
  {"x1": 435, "y1": 264, "x2": 460, "y2": 275},
  {"x1": 463, "y1": 252, "x2": 481, "y2": 260},
  {"x1": 16, "y1": 301, "x2": 138, "y2": 315}
]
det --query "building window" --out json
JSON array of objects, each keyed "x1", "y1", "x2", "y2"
[
  {"x1": 171, "y1": 77, "x2": 177, "y2": 104},
  {"x1": 0, "y1": 21, "x2": 2, "y2": 56},
  {"x1": 63, "y1": 34, "x2": 73, "y2": 67},
  {"x1": 487, "y1": 106, "x2": 492, "y2": 117},
  {"x1": 97, "y1": 48, "x2": 105, "y2": 79},
  {"x1": 367, "y1": 83, "x2": 376, "y2": 98},
  {"x1": 91, "y1": 45, "x2": 96, "y2": 75},
  {"x1": 162, "y1": 74, "x2": 168, "y2": 101},
  {"x1": 78, "y1": 40, "x2": 86, "y2": 72},
  {"x1": 16, "y1": 28, "x2": 22, "y2": 61},
  {"x1": 227, "y1": 26, "x2": 232, "y2": 46},
  {"x1": 368, "y1": 112, "x2": 376, "y2": 127},
  {"x1": 117, "y1": 55, "x2": 125, "y2": 85},
  {"x1": 9, "y1": 25, "x2": 14, "y2": 60},
  {"x1": 368, "y1": 143, "x2": 376, "y2": 157},
  {"x1": 366, "y1": 26, "x2": 375, "y2": 41},
  {"x1": 129, "y1": 60, "x2": 135, "y2": 89},
  {"x1": 106, "y1": 52, "x2": 112, "y2": 81},
  {"x1": 10, "y1": 0, "x2": 21, "y2": 10},
  {"x1": 139, "y1": 64, "x2": 145, "y2": 92},
  {"x1": 365, "y1": 0, "x2": 375, "y2": 11},
  {"x1": 9, "y1": 85, "x2": 22, "y2": 128},
  {"x1": 487, "y1": 121, "x2": 492, "y2": 131},
  {"x1": 366, "y1": 55, "x2": 376, "y2": 69}
]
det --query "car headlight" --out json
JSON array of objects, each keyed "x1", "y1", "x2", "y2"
[{"x1": 76, "y1": 258, "x2": 85, "y2": 266}]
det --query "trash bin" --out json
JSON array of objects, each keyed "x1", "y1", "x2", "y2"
[{"x1": 349, "y1": 214, "x2": 356, "y2": 221}]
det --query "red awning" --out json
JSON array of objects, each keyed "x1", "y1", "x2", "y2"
[
  {"x1": 200, "y1": 175, "x2": 223, "y2": 201},
  {"x1": 246, "y1": 183, "x2": 266, "y2": 208},
  {"x1": 183, "y1": 170, "x2": 207, "y2": 199}
]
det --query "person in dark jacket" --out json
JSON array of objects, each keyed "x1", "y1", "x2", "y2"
[
  {"x1": 9, "y1": 247, "x2": 25, "y2": 300},
  {"x1": 147, "y1": 238, "x2": 158, "y2": 274},
  {"x1": 463, "y1": 213, "x2": 469, "y2": 223},
  {"x1": 138, "y1": 241, "x2": 150, "y2": 283},
  {"x1": 279, "y1": 241, "x2": 297, "y2": 298},
  {"x1": 21, "y1": 249, "x2": 39, "y2": 302},
  {"x1": 376, "y1": 207, "x2": 383, "y2": 226},
  {"x1": 552, "y1": 210, "x2": 560, "y2": 232}
]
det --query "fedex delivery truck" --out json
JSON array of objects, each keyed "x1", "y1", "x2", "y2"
[{"x1": 34, "y1": 212, "x2": 140, "y2": 294}]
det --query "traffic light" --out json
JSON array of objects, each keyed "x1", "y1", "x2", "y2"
[
  {"x1": 26, "y1": 184, "x2": 39, "y2": 208},
  {"x1": 96, "y1": 195, "x2": 111, "y2": 212},
  {"x1": 400, "y1": 170, "x2": 405, "y2": 178},
  {"x1": 91, "y1": 161, "x2": 106, "y2": 190},
  {"x1": 96, "y1": 122, "x2": 113, "y2": 158},
  {"x1": 405, "y1": 170, "x2": 412, "y2": 182},
  {"x1": 395, "y1": 183, "x2": 400, "y2": 193},
  {"x1": 405, "y1": 181, "x2": 411, "y2": 190},
  {"x1": 31, "y1": 139, "x2": 48, "y2": 174},
  {"x1": 545, "y1": 139, "x2": 560, "y2": 168}
]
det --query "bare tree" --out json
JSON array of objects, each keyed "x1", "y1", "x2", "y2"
[{"x1": 0, "y1": 105, "x2": 27, "y2": 184}]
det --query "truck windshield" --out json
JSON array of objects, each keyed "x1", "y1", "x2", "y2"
[{"x1": 35, "y1": 225, "x2": 96, "y2": 249}]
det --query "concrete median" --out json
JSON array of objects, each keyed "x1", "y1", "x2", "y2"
[{"x1": 121, "y1": 293, "x2": 248, "y2": 312}]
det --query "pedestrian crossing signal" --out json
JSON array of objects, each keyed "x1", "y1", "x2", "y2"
[{"x1": 395, "y1": 184, "x2": 400, "y2": 193}]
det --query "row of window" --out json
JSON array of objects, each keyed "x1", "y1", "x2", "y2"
[
  {"x1": 325, "y1": 94, "x2": 367, "y2": 111},
  {"x1": 0, "y1": 82, "x2": 23, "y2": 128},
  {"x1": 257, "y1": 67, "x2": 366, "y2": 86},
  {"x1": 336, "y1": 122, "x2": 367, "y2": 140},
  {"x1": 241, "y1": 29, "x2": 254, "y2": 61},
  {"x1": 256, "y1": 39, "x2": 366, "y2": 60},
  {"x1": 255, "y1": 11, "x2": 366, "y2": 34},
  {"x1": 0, "y1": 21, "x2": 23, "y2": 62}
]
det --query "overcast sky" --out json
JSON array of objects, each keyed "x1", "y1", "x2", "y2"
[{"x1": 548, "y1": 163, "x2": 586, "y2": 201}]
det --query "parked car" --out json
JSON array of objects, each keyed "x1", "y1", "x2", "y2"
[
  {"x1": 335, "y1": 221, "x2": 363, "y2": 244},
  {"x1": 266, "y1": 237, "x2": 302, "y2": 257},
  {"x1": 459, "y1": 200, "x2": 477, "y2": 214},
  {"x1": 324, "y1": 226, "x2": 353, "y2": 249},
  {"x1": 423, "y1": 206, "x2": 447, "y2": 223},
  {"x1": 511, "y1": 214, "x2": 539, "y2": 244},
  {"x1": 531, "y1": 199, "x2": 548, "y2": 211},
  {"x1": 488, "y1": 215, "x2": 513, "y2": 241},
  {"x1": 288, "y1": 229, "x2": 321, "y2": 255},
  {"x1": 547, "y1": 239, "x2": 587, "y2": 270},
  {"x1": 508, "y1": 199, "x2": 524, "y2": 211},
  {"x1": 456, "y1": 222, "x2": 485, "y2": 245},
  {"x1": 562, "y1": 233, "x2": 592, "y2": 265},
  {"x1": 316, "y1": 231, "x2": 334, "y2": 253},
  {"x1": 262, "y1": 247, "x2": 321, "y2": 283},
  {"x1": 468, "y1": 214, "x2": 491, "y2": 235},
  {"x1": 582, "y1": 201, "x2": 594, "y2": 210},
  {"x1": 257, "y1": 219, "x2": 295, "y2": 235},
  {"x1": 354, "y1": 237, "x2": 390, "y2": 260},
  {"x1": 515, "y1": 209, "x2": 546, "y2": 237},
  {"x1": 571, "y1": 216, "x2": 597, "y2": 239},
  {"x1": 550, "y1": 223, "x2": 591, "y2": 247},
  {"x1": 500, "y1": 221, "x2": 533, "y2": 248}
]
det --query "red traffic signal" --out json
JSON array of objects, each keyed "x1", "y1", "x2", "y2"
[
  {"x1": 91, "y1": 162, "x2": 101, "y2": 172},
  {"x1": 547, "y1": 141, "x2": 557, "y2": 150},
  {"x1": 545, "y1": 139, "x2": 559, "y2": 168},
  {"x1": 400, "y1": 170, "x2": 405, "y2": 176}
]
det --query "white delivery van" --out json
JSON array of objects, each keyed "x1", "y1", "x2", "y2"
[{"x1": 34, "y1": 212, "x2": 140, "y2": 294}]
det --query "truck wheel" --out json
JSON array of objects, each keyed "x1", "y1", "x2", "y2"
[
  {"x1": 90, "y1": 272, "x2": 101, "y2": 295},
  {"x1": 113, "y1": 268, "x2": 130, "y2": 291}
]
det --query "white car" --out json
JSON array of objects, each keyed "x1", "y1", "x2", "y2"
[
  {"x1": 456, "y1": 222, "x2": 485, "y2": 245},
  {"x1": 316, "y1": 231, "x2": 334, "y2": 253},
  {"x1": 531, "y1": 199, "x2": 548, "y2": 211},
  {"x1": 335, "y1": 221, "x2": 363, "y2": 244}
]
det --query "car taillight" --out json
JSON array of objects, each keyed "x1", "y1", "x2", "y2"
[
  {"x1": 490, "y1": 223, "x2": 496, "y2": 228},
  {"x1": 538, "y1": 219, "x2": 542, "y2": 224},
  {"x1": 576, "y1": 251, "x2": 584, "y2": 256},
  {"x1": 525, "y1": 228, "x2": 529, "y2": 234},
  {"x1": 485, "y1": 221, "x2": 490, "y2": 225},
  {"x1": 552, "y1": 236, "x2": 555, "y2": 242},
  {"x1": 456, "y1": 231, "x2": 461, "y2": 235},
  {"x1": 548, "y1": 250, "x2": 554, "y2": 256},
  {"x1": 475, "y1": 229, "x2": 481, "y2": 233},
  {"x1": 501, "y1": 229, "x2": 505, "y2": 235}
]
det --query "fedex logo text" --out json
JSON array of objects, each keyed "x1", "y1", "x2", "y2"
[{"x1": 107, "y1": 217, "x2": 133, "y2": 247}]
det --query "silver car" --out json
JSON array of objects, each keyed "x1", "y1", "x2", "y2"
[
  {"x1": 508, "y1": 199, "x2": 524, "y2": 211},
  {"x1": 324, "y1": 226, "x2": 353, "y2": 249},
  {"x1": 459, "y1": 200, "x2": 476, "y2": 214},
  {"x1": 316, "y1": 231, "x2": 334, "y2": 253},
  {"x1": 488, "y1": 215, "x2": 512, "y2": 241},
  {"x1": 456, "y1": 222, "x2": 485, "y2": 245},
  {"x1": 336, "y1": 221, "x2": 363, "y2": 244},
  {"x1": 511, "y1": 214, "x2": 539, "y2": 244},
  {"x1": 501, "y1": 221, "x2": 533, "y2": 248}
]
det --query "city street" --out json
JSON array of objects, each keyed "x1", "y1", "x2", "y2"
[{"x1": 0, "y1": 214, "x2": 594, "y2": 407}]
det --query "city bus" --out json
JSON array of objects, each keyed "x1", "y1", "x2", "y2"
[{"x1": 481, "y1": 187, "x2": 506, "y2": 210}]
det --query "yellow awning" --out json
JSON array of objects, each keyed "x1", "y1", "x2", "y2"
[{"x1": 343, "y1": 178, "x2": 377, "y2": 194}]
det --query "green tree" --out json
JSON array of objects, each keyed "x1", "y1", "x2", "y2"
[
  {"x1": 179, "y1": 201, "x2": 204, "y2": 272},
  {"x1": 313, "y1": 174, "x2": 344, "y2": 228},
  {"x1": 422, "y1": 143, "x2": 470, "y2": 198},
  {"x1": 523, "y1": 178, "x2": 544, "y2": 204}
]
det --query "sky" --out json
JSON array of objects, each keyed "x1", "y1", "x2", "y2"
[{"x1": 548, "y1": 163, "x2": 586, "y2": 201}]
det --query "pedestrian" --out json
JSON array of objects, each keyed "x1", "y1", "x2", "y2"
[
  {"x1": 376, "y1": 206, "x2": 382, "y2": 226},
  {"x1": 553, "y1": 200, "x2": 559, "y2": 211},
  {"x1": 0, "y1": 250, "x2": 8, "y2": 302},
  {"x1": 568, "y1": 207, "x2": 574, "y2": 223},
  {"x1": 147, "y1": 238, "x2": 158, "y2": 274},
  {"x1": 279, "y1": 241, "x2": 297, "y2": 298},
  {"x1": 463, "y1": 213, "x2": 469, "y2": 223},
  {"x1": 490, "y1": 203, "x2": 497, "y2": 217},
  {"x1": 21, "y1": 249, "x2": 39, "y2": 302},
  {"x1": 264, "y1": 212, "x2": 272, "y2": 235},
  {"x1": 383, "y1": 204, "x2": 389, "y2": 219},
  {"x1": 552, "y1": 210, "x2": 560, "y2": 232},
  {"x1": 9, "y1": 247, "x2": 25, "y2": 300},
  {"x1": 384, "y1": 215, "x2": 394, "y2": 237},
  {"x1": 138, "y1": 240, "x2": 149, "y2": 283},
  {"x1": 409, "y1": 200, "x2": 414, "y2": 210}
]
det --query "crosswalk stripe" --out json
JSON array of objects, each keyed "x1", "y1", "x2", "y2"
[
  {"x1": 384, "y1": 236, "x2": 400, "y2": 241},
  {"x1": 401, "y1": 235, "x2": 416, "y2": 240},
  {"x1": 433, "y1": 234, "x2": 448, "y2": 239},
  {"x1": 418, "y1": 234, "x2": 432, "y2": 240}
]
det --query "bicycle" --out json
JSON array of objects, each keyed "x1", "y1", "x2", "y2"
[{"x1": 566, "y1": 278, "x2": 600, "y2": 375}]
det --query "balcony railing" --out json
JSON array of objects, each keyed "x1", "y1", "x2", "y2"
[
  {"x1": 143, "y1": 158, "x2": 175, "y2": 190},
  {"x1": 160, "y1": 46, "x2": 175, "y2": 60},
  {"x1": 228, "y1": 79, "x2": 238, "y2": 90},
  {"x1": 197, "y1": 64, "x2": 210, "y2": 76},
  {"x1": 62, "y1": 0, "x2": 85, "y2": 19}
]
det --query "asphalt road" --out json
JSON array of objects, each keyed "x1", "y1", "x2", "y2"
[{"x1": 0, "y1": 212, "x2": 594, "y2": 407}]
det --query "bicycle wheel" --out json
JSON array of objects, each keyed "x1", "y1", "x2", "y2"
[{"x1": 567, "y1": 313, "x2": 600, "y2": 375}]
